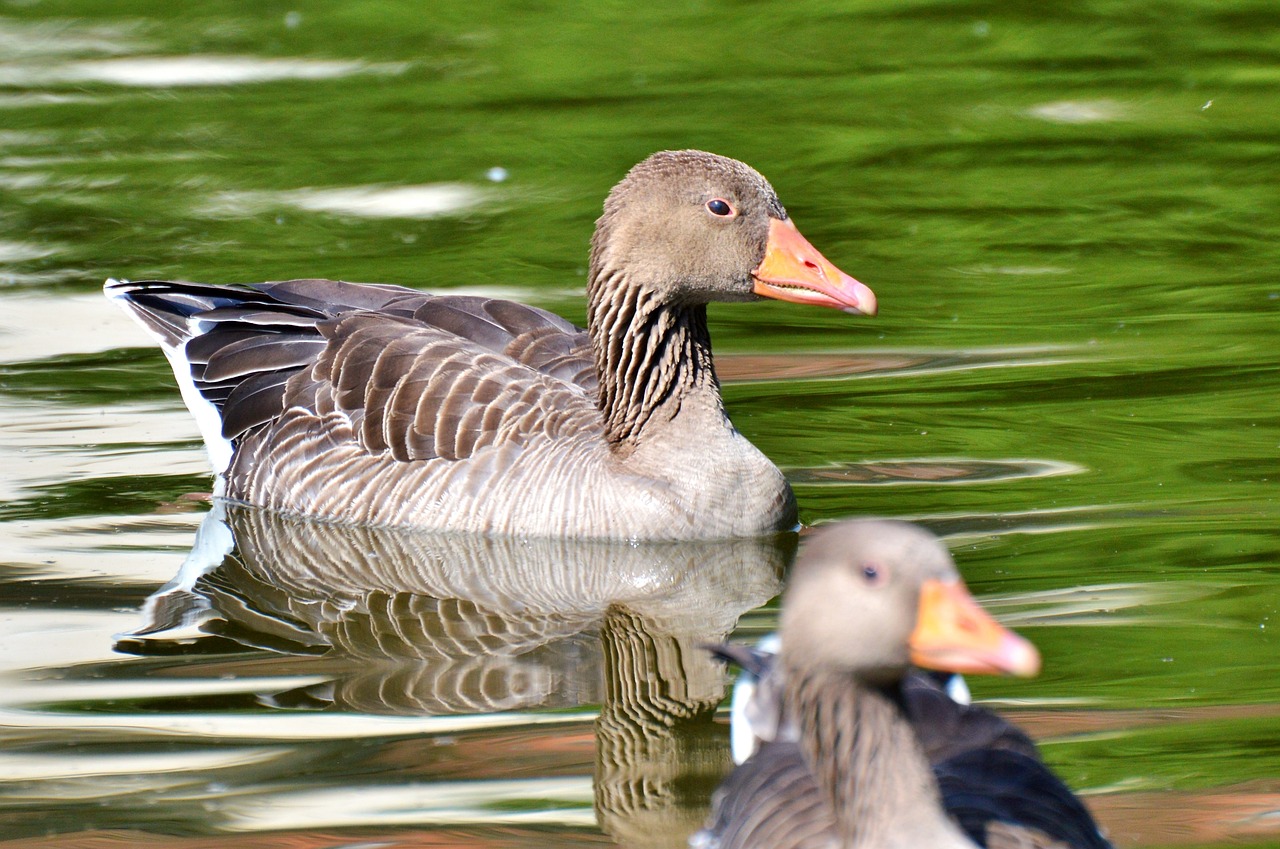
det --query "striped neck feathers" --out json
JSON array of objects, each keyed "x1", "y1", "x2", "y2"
[
  {"x1": 784, "y1": 665, "x2": 969, "y2": 849},
  {"x1": 586, "y1": 266, "x2": 723, "y2": 447}
]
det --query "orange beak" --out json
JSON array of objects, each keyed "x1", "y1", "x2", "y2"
[
  {"x1": 909, "y1": 579, "x2": 1041, "y2": 677},
  {"x1": 752, "y1": 218, "x2": 877, "y2": 316}
]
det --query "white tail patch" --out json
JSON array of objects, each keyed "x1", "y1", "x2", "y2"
[{"x1": 104, "y1": 278, "x2": 234, "y2": 474}]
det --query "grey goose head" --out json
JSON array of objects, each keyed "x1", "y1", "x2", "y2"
[
  {"x1": 589, "y1": 150, "x2": 877, "y2": 315},
  {"x1": 780, "y1": 520, "x2": 1041, "y2": 684}
]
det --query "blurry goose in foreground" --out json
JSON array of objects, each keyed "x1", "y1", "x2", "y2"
[
  {"x1": 106, "y1": 150, "x2": 875, "y2": 539},
  {"x1": 697, "y1": 520, "x2": 1114, "y2": 849}
]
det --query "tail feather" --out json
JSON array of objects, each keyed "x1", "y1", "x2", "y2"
[
  {"x1": 105, "y1": 279, "x2": 290, "y2": 349},
  {"x1": 104, "y1": 278, "x2": 330, "y2": 474}
]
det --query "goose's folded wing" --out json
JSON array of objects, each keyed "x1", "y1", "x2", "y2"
[
  {"x1": 935, "y1": 748, "x2": 1112, "y2": 849},
  {"x1": 303, "y1": 311, "x2": 600, "y2": 461},
  {"x1": 109, "y1": 279, "x2": 600, "y2": 462},
  {"x1": 906, "y1": 676, "x2": 1112, "y2": 849},
  {"x1": 904, "y1": 673, "x2": 1041, "y2": 763}
]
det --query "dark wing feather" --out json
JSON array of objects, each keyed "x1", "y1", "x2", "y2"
[
  {"x1": 470, "y1": 298, "x2": 596, "y2": 391},
  {"x1": 936, "y1": 749, "x2": 1112, "y2": 849},
  {"x1": 905, "y1": 673, "x2": 1041, "y2": 763},
  {"x1": 907, "y1": 674, "x2": 1112, "y2": 849},
  {"x1": 108, "y1": 279, "x2": 295, "y2": 348},
  {"x1": 414, "y1": 297, "x2": 519, "y2": 351},
  {"x1": 186, "y1": 327, "x2": 273, "y2": 364},
  {"x1": 257, "y1": 278, "x2": 430, "y2": 315},
  {"x1": 221, "y1": 370, "x2": 298, "y2": 437},
  {"x1": 196, "y1": 306, "x2": 325, "y2": 327},
  {"x1": 203, "y1": 336, "x2": 327, "y2": 382},
  {"x1": 506, "y1": 325, "x2": 598, "y2": 390},
  {"x1": 483, "y1": 297, "x2": 579, "y2": 335},
  {"x1": 309, "y1": 313, "x2": 595, "y2": 462},
  {"x1": 705, "y1": 642, "x2": 775, "y2": 679}
]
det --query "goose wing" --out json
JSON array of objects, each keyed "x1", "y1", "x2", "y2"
[{"x1": 108, "y1": 279, "x2": 601, "y2": 463}]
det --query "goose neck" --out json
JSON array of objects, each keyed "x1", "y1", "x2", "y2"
[
  {"x1": 587, "y1": 269, "x2": 723, "y2": 447},
  {"x1": 784, "y1": 666, "x2": 974, "y2": 849}
]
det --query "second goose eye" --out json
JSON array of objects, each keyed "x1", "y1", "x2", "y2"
[{"x1": 706, "y1": 198, "x2": 734, "y2": 217}]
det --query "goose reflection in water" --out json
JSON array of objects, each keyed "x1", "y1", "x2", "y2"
[{"x1": 119, "y1": 502, "x2": 794, "y2": 847}]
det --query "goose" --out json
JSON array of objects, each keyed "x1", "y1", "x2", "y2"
[
  {"x1": 697, "y1": 520, "x2": 1113, "y2": 849},
  {"x1": 107, "y1": 150, "x2": 876, "y2": 539}
]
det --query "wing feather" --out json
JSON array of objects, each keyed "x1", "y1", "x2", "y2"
[
  {"x1": 221, "y1": 370, "x2": 296, "y2": 437},
  {"x1": 203, "y1": 335, "x2": 327, "y2": 382}
]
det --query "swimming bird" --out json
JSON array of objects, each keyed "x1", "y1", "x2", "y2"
[
  {"x1": 107, "y1": 150, "x2": 875, "y2": 539},
  {"x1": 697, "y1": 520, "x2": 1113, "y2": 849}
]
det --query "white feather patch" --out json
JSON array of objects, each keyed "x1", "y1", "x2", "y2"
[{"x1": 105, "y1": 278, "x2": 234, "y2": 474}]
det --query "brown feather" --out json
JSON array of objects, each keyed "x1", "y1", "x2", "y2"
[
  {"x1": 203, "y1": 336, "x2": 326, "y2": 382},
  {"x1": 414, "y1": 298, "x2": 515, "y2": 350},
  {"x1": 220, "y1": 370, "x2": 295, "y2": 437}
]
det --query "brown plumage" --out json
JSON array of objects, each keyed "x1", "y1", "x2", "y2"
[
  {"x1": 107, "y1": 150, "x2": 875, "y2": 539},
  {"x1": 699, "y1": 520, "x2": 1113, "y2": 849}
]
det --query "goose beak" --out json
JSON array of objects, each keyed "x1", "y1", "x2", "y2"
[
  {"x1": 752, "y1": 218, "x2": 877, "y2": 316},
  {"x1": 909, "y1": 579, "x2": 1041, "y2": 678}
]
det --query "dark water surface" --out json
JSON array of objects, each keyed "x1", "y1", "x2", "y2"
[{"x1": 1, "y1": 1, "x2": 1278, "y2": 847}]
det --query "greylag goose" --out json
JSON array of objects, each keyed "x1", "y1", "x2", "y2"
[
  {"x1": 107, "y1": 150, "x2": 875, "y2": 539},
  {"x1": 698, "y1": 520, "x2": 1113, "y2": 849}
]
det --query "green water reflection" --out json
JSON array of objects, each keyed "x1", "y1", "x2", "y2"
[{"x1": 0, "y1": 0, "x2": 1278, "y2": 847}]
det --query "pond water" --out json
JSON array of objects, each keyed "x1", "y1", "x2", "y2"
[{"x1": 1, "y1": 1, "x2": 1278, "y2": 847}]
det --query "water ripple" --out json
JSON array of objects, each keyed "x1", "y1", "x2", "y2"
[
  {"x1": 717, "y1": 346, "x2": 1078, "y2": 383},
  {"x1": 0, "y1": 56, "x2": 408, "y2": 88},
  {"x1": 0, "y1": 706, "x2": 594, "y2": 742},
  {"x1": 1027, "y1": 99, "x2": 1127, "y2": 124},
  {"x1": 220, "y1": 777, "x2": 596, "y2": 831},
  {"x1": 203, "y1": 183, "x2": 488, "y2": 219},
  {"x1": 789, "y1": 457, "x2": 1084, "y2": 486}
]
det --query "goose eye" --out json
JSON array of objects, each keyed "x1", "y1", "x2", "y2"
[
  {"x1": 861, "y1": 564, "x2": 883, "y2": 584},
  {"x1": 706, "y1": 198, "x2": 735, "y2": 217}
]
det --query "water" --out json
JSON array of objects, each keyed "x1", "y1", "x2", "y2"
[{"x1": 1, "y1": 1, "x2": 1278, "y2": 846}]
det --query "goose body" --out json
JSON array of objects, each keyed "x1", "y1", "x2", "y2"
[
  {"x1": 698, "y1": 521, "x2": 1112, "y2": 849},
  {"x1": 108, "y1": 151, "x2": 875, "y2": 539}
]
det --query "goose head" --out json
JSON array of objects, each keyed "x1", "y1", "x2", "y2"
[
  {"x1": 780, "y1": 520, "x2": 1040, "y2": 685},
  {"x1": 589, "y1": 150, "x2": 877, "y2": 315}
]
